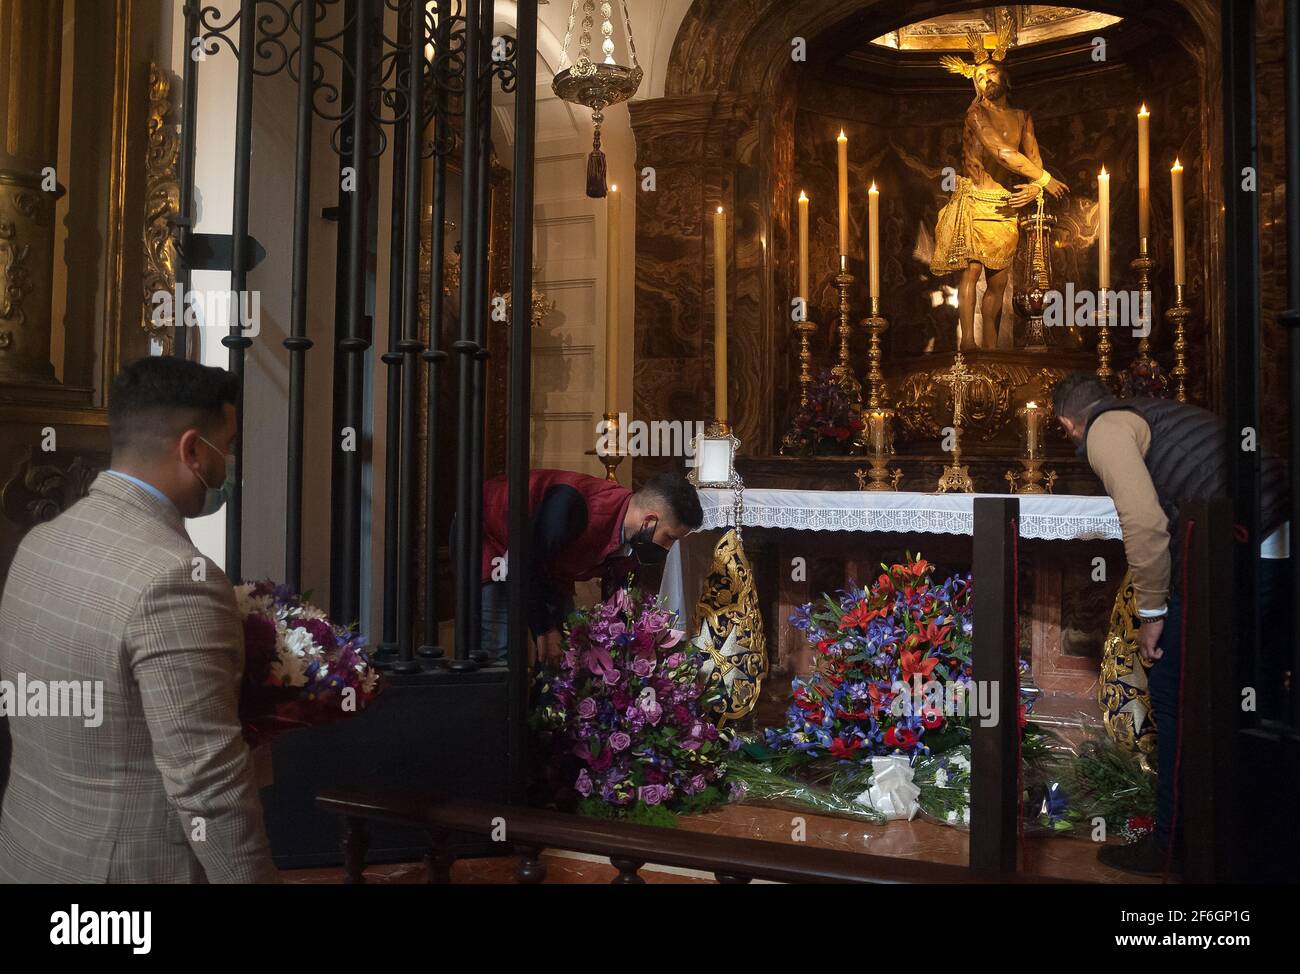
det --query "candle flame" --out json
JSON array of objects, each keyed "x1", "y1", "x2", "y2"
[
  {"x1": 717, "y1": 206, "x2": 724, "y2": 214},
  {"x1": 1138, "y1": 103, "x2": 1149, "y2": 116},
  {"x1": 837, "y1": 129, "x2": 847, "y2": 141},
  {"x1": 1172, "y1": 158, "x2": 1183, "y2": 171},
  {"x1": 869, "y1": 181, "x2": 878, "y2": 193},
  {"x1": 1100, "y1": 165, "x2": 1109, "y2": 177},
  {"x1": 610, "y1": 184, "x2": 618, "y2": 192},
  {"x1": 798, "y1": 190, "x2": 808, "y2": 202},
  {"x1": 1026, "y1": 401, "x2": 1038, "y2": 409}
]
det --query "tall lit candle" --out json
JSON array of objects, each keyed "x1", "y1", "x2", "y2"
[
  {"x1": 1137, "y1": 104, "x2": 1150, "y2": 247},
  {"x1": 837, "y1": 129, "x2": 848, "y2": 264},
  {"x1": 1171, "y1": 158, "x2": 1185, "y2": 286},
  {"x1": 868, "y1": 181, "x2": 880, "y2": 300},
  {"x1": 1098, "y1": 166, "x2": 1110, "y2": 291},
  {"x1": 1024, "y1": 401, "x2": 1042, "y2": 459},
  {"x1": 604, "y1": 184, "x2": 620, "y2": 413},
  {"x1": 798, "y1": 190, "x2": 809, "y2": 305},
  {"x1": 713, "y1": 206, "x2": 728, "y2": 423}
]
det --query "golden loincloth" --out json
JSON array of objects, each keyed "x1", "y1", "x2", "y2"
[{"x1": 930, "y1": 176, "x2": 1018, "y2": 273}]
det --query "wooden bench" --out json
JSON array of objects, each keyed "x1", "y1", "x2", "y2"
[{"x1": 316, "y1": 789, "x2": 1063, "y2": 884}]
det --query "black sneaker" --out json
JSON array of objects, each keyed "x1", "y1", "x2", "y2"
[{"x1": 1097, "y1": 834, "x2": 1182, "y2": 878}]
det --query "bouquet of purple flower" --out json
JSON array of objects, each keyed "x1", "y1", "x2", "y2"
[
  {"x1": 235, "y1": 580, "x2": 382, "y2": 748},
  {"x1": 529, "y1": 588, "x2": 732, "y2": 825}
]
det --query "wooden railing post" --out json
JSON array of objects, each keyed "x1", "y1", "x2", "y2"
[
  {"x1": 970, "y1": 497, "x2": 1020, "y2": 876},
  {"x1": 1179, "y1": 496, "x2": 1239, "y2": 881},
  {"x1": 342, "y1": 816, "x2": 369, "y2": 884}
]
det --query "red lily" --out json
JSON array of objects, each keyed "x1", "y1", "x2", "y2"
[
  {"x1": 900, "y1": 647, "x2": 940, "y2": 682},
  {"x1": 839, "y1": 601, "x2": 880, "y2": 630},
  {"x1": 829, "y1": 737, "x2": 862, "y2": 759}
]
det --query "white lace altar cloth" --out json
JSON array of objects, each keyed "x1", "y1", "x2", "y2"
[
  {"x1": 661, "y1": 489, "x2": 1119, "y2": 625},
  {"x1": 696, "y1": 488, "x2": 1120, "y2": 540}
]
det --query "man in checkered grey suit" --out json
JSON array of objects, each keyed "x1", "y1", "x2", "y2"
[{"x1": 0, "y1": 357, "x2": 277, "y2": 883}]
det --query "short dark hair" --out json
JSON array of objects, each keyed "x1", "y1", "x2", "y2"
[
  {"x1": 1052, "y1": 371, "x2": 1109, "y2": 422},
  {"x1": 108, "y1": 356, "x2": 239, "y2": 456},
  {"x1": 637, "y1": 472, "x2": 703, "y2": 531}
]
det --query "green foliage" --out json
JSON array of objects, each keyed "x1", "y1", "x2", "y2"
[{"x1": 1049, "y1": 729, "x2": 1156, "y2": 824}]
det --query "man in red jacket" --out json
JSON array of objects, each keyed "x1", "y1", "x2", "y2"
[{"x1": 478, "y1": 469, "x2": 703, "y2": 663}]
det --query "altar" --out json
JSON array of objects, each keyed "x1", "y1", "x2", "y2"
[{"x1": 662, "y1": 487, "x2": 1126, "y2": 725}]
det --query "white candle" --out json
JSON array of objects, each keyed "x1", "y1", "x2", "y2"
[
  {"x1": 798, "y1": 190, "x2": 809, "y2": 307},
  {"x1": 604, "y1": 184, "x2": 620, "y2": 413},
  {"x1": 713, "y1": 206, "x2": 728, "y2": 424},
  {"x1": 1024, "y1": 401, "x2": 1041, "y2": 459},
  {"x1": 1171, "y1": 159, "x2": 1185, "y2": 286},
  {"x1": 1098, "y1": 166, "x2": 1110, "y2": 291},
  {"x1": 1137, "y1": 104, "x2": 1150, "y2": 246},
  {"x1": 868, "y1": 181, "x2": 880, "y2": 300},
  {"x1": 837, "y1": 129, "x2": 848, "y2": 260}
]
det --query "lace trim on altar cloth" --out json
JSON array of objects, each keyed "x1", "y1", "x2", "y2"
[{"x1": 697, "y1": 489, "x2": 1121, "y2": 541}]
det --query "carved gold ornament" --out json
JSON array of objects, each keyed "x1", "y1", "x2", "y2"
[
  {"x1": 142, "y1": 64, "x2": 181, "y2": 353},
  {"x1": 1098, "y1": 571, "x2": 1157, "y2": 762},
  {"x1": 692, "y1": 528, "x2": 767, "y2": 726},
  {"x1": 938, "y1": 20, "x2": 1014, "y2": 78}
]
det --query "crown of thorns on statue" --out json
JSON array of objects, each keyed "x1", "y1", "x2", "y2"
[{"x1": 938, "y1": 23, "x2": 1014, "y2": 79}]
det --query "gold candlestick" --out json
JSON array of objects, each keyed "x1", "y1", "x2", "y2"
[
  {"x1": 857, "y1": 408, "x2": 902, "y2": 491},
  {"x1": 587, "y1": 411, "x2": 626, "y2": 482},
  {"x1": 796, "y1": 317, "x2": 816, "y2": 406},
  {"x1": 862, "y1": 296, "x2": 889, "y2": 410},
  {"x1": 1129, "y1": 245, "x2": 1157, "y2": 375},
  {"x1": 1166, "y1": 282, "x2": 1191, "y2": 402},
  {"x1": 1006, "y1": 400, "x2": 1055, "y2": 493},
  {"x1": 1005, "y1": 462, "x2": 1057, "y2": 495},
  {"x1": 1096, "y1": 291, "x2": 1114, "y2": 385},
  {"x1": 830, "y1": 267, "x2": 862, "y2": 401}
]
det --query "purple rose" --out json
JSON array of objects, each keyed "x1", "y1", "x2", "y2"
[
  {"x1": 577, "y1": 697, "x2": 597, "y2": 720},
  {"x1": 609, "y1": 731, "x2": 631, "y2": 752},
  {"x1": 575, "y1": 769, "x2": 593, "y2": 797},
  {"x1": 602, "y1": 667, "x2": 622, "y2": 686},
  {"x1": 729, "y1": 781, "x2": 748, "y2": 802},
  {"x1": 638, "y1": 784, "x2": 668, "y2": 806},
  {"x1": 673, "y1": 704, "x2": 691, "y2": 725},
  {"x1": 664, "y1": 652, "x2": 685, "y2": 669},
  {"x1": 690, "y1": 774, "x2": 707, "y2": 794},
  {"x1": 631, "y1": 657, "x2": 656, "y2": 678}
]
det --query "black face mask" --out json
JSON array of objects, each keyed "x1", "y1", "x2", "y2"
[{"x1": 630, "y1": 517, "x2": 667, "y2": 564}]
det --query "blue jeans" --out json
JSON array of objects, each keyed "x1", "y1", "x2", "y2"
[
  {"x1": 480, "y1": 581, "x2": 509, "y2": 659},
  {"x1": 1150, "y1": 555, "x2": 1291, "y2": 846}
]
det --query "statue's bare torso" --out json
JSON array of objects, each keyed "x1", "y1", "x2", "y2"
[{"x1": 963, "y1": 101, "x2": 1029, "y2": 192}]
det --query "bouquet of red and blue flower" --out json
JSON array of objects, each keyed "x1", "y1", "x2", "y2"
[
  {"x1": 766, "y1": 555, "x2": 975, "y2": 765},
  {"x1": 528, "y1": 588, "x2": 731, "y2": 826},
  {"x1": 235, "y1": 581, "x2": 382, "y2": 748}
]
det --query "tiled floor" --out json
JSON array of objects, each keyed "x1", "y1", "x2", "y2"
[{"x1": 284, "y1": 802, "x2": 1164, "y2": 884}]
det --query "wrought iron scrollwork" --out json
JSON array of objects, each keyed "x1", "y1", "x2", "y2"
[
  {"x1": 189, "y1": 0, "x2": 480, "y2": 159},
  {"x1": 489, "y1": 33, "x2": 517, "y2": 93}
]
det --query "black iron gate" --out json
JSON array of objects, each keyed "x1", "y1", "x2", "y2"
[{"x1": 172, "y1": 0, "x2": 537, "y2": 862}]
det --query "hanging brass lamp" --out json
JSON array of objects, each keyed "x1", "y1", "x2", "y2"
[{"x1": 551, "y1": 0, "x2": 643, "y2": 197}]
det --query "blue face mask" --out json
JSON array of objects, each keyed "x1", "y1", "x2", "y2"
[{"x1": 195, "y1": 435, "x2": 235, "y2": 517}]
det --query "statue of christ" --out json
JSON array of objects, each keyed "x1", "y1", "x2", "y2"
[{"x1": 931, "y1": 27, "x2": 1069, "y2": 350}]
